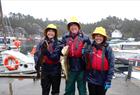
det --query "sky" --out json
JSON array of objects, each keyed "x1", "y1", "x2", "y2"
[{"x1": 1, "y1": 0, "x2": 140, "y2": 23}]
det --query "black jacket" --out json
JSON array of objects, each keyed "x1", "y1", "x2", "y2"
[{"x1": 34, "y1": 38, "x2": 63, "y2": 75}]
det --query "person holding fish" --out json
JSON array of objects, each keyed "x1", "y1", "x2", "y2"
[
  {"x1": 34, "y1": 24, "x2": 63, "y2": 95},
  {"x1": 61, "y1": 16, "x2": 91, "y2": 95}
]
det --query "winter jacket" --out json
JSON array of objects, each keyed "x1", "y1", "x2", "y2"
[
  {"x1": 34, "y1": 38, "x2": 63, "y2": 75},
  {"x1": 85, "y1": 41, "x2": 115, "y2": 86}
]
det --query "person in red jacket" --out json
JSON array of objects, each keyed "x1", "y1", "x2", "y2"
[
  {"x1": 34, "y1": 24, "x2": 63, "y2": 95},
  {"x1": 62, "y1": 17, "x2": 91, "y2": 95},
  {"x1": 85, "y1": 27, "x2": 115, "y2": 95}
]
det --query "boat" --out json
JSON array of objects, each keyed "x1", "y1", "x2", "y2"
[
  {"x1": 0, "y1": 49, "x2": 35, "y2": 74},
  {"x1": 0, "y1": 1, "x2": 35, "y2": 74},
  {"x1": 0, "y1": 36, "x2": 19, "y2": 50},
  {"x1": 110, "y1": 41, "x2": 140, "y2": 65}
]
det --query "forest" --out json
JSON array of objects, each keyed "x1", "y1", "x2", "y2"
[{"x1": 2, "y1": 12, "x2": 140, "y2": 40}]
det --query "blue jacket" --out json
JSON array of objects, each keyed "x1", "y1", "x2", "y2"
[
  {"x1": 34, "y1": 38, "x2": 63, "y2": 75},
  {"x1": 62, "y1": 32, "x2": 91, "y2": 72},
  {"x1": 86, "y1": 42, "x2": 115, "y2": 86}
]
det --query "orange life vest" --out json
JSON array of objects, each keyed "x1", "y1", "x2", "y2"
[
  {"x1": 66, "y1": 36, "x2": 84, "y2": 57},
  {"x1": 87, "y1": 47, "x2": 109, "y2": 71},
  {"x1": 43, "y1": 43, "x2": 57, "y2": 64}
]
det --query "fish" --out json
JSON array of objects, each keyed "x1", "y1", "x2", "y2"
[{"x1": 61, "y1": 46, "x2": 69, "y2": 80}]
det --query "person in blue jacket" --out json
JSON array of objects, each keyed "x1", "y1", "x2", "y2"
[
  {"x1": 85, "y1": 27, "x2": 115, "y2": 95},
  {"x1": 34, "y1": 24, "x2": 63, "y2": 95},
  {"x1": 62, "y1": 17, "x2": 91, "y2": 95}
]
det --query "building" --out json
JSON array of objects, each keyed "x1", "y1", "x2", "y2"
[{"x1": 111, "y1": 29, "x2": 123, "y2": 39}]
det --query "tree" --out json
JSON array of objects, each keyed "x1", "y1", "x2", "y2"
[{"x1": 4, "y1": 12, "x2": 140, "y2": 40}]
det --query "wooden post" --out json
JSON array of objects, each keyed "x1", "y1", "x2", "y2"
[
  {"x1": 9, "y1": 83, "x2": 13, "y2": 95},
  {"x1": 126, "y1": 60, "x2": 133, "y2": 81}
]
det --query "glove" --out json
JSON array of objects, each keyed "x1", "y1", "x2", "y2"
[
  {"x1": 35, "y1": 65, "x2": 38, "y2": 71},
  {"x1": 35, "y1": 65, "x2": 41, "y2": 79},
  {"x1": 35, "y1": 64, "x2": 40, "y2": 71},
  {"x1": 36, "y1": 72, "x2": 41, "y2": 79},
  {"x1": 104, "y1": 82, "x2": 111, "y2": 90}
]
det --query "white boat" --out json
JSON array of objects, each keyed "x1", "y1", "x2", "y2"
[
  {"x1": 110, "y1": 41, "x2": 140, "y2": 65},
  {"x1": 0, "y1": 50, "x2": 35, "y2": 74},
  {"x1": 0, "y1": 36, "x2": 19, "y2": 51}
]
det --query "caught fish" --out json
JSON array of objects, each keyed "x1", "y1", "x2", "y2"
[{"x1": 61, "y1": 46, "x2": 69, "y2": 80}]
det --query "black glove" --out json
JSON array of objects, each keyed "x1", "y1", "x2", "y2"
[
  {"x1": 35, "y1": 64, "x2": 38, "y2": 71},
  {"x1": 35, "y1": 64, "x2": 41, "y2": 79},
  {"x1": 36, "y1": 71, "x2": 41, "y2": 79}
]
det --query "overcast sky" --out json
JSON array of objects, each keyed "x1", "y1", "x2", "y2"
[{"x1": 1, "y1": 0, "x2": 140, "y2": 23}]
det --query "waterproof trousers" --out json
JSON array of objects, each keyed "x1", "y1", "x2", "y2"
[
  {"x1": 64, "y1": 71, "x2": 87, "y2": 95},
  {"x1": 88, "y1": 83, "x2": 107, "y2": 95},
  {"x1": 41, "y1": 74, "x2": 61, "y2": 95}
]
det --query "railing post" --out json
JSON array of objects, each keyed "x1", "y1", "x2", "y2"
[
  {"x1": 126, "y1": 60, "x2": 133, "y2": 80},
  {"x1": 9, "y1": 83, "x2": 13, "y2": 95}
]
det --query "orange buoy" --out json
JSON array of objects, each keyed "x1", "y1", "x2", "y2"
[{"x1": 14, "y1": 40, "x2": 21, "y2": 48}]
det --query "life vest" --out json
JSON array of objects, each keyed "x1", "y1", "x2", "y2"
[
  {"x1": 43, "y1": 56, "x2": 54, "y2": 64},
  {"x1": 43, "y1": 42, "x2": 58, "y2": 64},
  {"x1": 66, "y1": 36, "x2": 84, "y2": 57},
  {"x1": 87, "y1": 47, "x2": 109, "y2": 71}
]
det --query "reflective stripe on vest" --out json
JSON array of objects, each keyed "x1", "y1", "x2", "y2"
[
  {"x1": 91, "y1": 47, "x2": 109, "y2": 71},
  {"x1": 66, "y1": 36, "x2": 84, "y2": 57}
]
